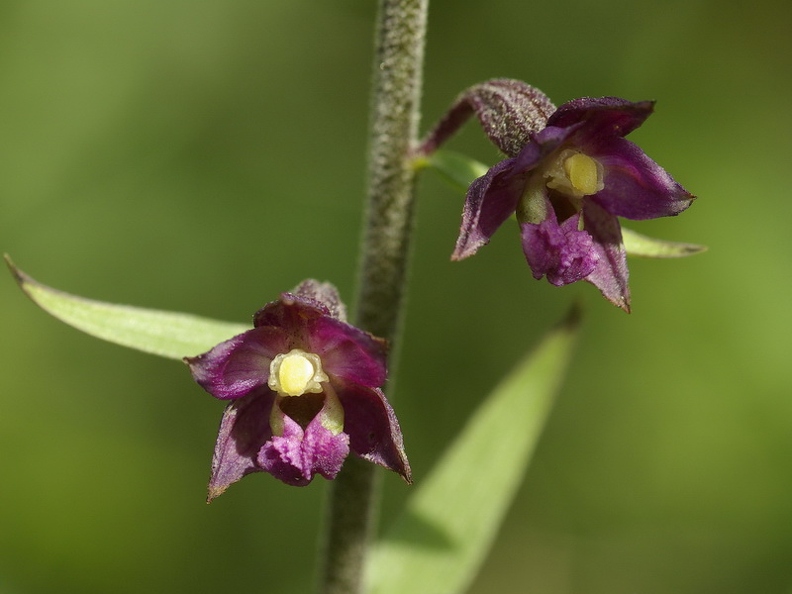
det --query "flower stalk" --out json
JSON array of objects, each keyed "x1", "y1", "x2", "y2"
[{"x1": 317, "y1": 1, "x2": 428, "y2": 593}]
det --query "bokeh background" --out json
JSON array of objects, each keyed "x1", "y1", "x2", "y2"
[{"x1": 2, "y1": 0, "x2": 791, "y2": 592}]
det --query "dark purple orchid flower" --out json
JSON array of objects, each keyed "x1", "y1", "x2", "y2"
[
  {"x1": 457, "y1": 96, "x2": 695, "y2": 311},
  {"x1": 185, "y1": 280, "x2": 410, "y2": 500},
  {"x1": 420, "y1": 80, "x2": 696, "y2": 311}
]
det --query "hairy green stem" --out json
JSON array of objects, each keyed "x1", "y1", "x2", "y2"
[{"x1": 317, "y1": 1, "x2": 428, "y2": 593}]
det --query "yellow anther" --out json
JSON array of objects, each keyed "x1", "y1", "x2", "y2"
[
  {"x1": 268, "y1": 349, "x2": 328, "y2": 397},
  {"x1": 279, "y1": 354, "x2": 315, "y2": 396},
  {"x1": 545, "y1": 149, "x2": 604, "y2": 198},
  {"x1": 564, "y1": 153, "x2": 601, "y2": 195}
]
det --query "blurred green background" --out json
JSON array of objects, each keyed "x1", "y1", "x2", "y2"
[{"x1": 2, "y1": 0, "x2": 791, "y2": 592}]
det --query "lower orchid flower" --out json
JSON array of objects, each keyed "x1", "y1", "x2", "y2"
[{"x1": 185, "y1": 279, "x2": 411, "y2": 499}]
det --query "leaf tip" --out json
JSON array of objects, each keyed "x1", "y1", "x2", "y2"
[
  {"x1": 4, "y1": 254, "x2": 36, "y2": 299},
  {"x1": 4, "y1": 253, "x2": 22, "y2": 283},
  {"x1": 683, "y1": 243, "x2": 708, "y2": 255}
]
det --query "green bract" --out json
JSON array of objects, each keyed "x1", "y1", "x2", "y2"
[{"x1": 621, "y1": 227, "x2": 707, "y2": 258}]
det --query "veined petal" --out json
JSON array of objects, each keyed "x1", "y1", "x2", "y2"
[
  {"x1": 582, "y1": 201, "x2": 631, "y2": 311},
  {"x1": 520, "y1": 206, "x2": 598, "y2": 286},
  {"x1": 308, "y1": 316, "x2": 388, "y2": 387},
  {"x1": 186, "y1": 326, "x2": 290, "y2": 399},
  {"x1": 588, "y1": 136, "x2": 695, "y2": 220},
  {"x1": 338, "y1": 383, "x2": 411, "y2": 483},
  {"x1": 208, "y1": 390, "x2": 275, "y2": 502},
  {"x1": 452, "y1": 158, "x2": 525, "y2": 260}
]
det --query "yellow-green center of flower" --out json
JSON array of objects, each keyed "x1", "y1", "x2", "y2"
[
  {"x1": 268, "y1": 349, "x2": 329, "y2": 397},
  {"x1": 545, "y1": 149, "x2": 604, "y2": 198},
  {"x1": 517, "y1": 149, "x2": 605, "y2": 225}
]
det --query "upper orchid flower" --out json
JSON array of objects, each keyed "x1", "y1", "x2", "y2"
[
  {"x1": 185, "y1": 280, "x2": 410, "y2": 500},
  {"x1": 419, "y1": 80, "x2": 696, "y2": 311}
]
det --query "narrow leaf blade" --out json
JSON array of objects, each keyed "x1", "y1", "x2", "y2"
[
  {"x1": 6, "y1": 256, "x2": 248, "y2": 359},
  {"x1": 368, "y1": 310, "x2": 580, "y2": 594},
  {"x1": 622, "y1": 227, "x2": 707, "y2": 258}
]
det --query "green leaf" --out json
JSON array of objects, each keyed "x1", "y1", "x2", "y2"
[
  {"x1": 622, "y1": 227, "x2": 707, "y2": 258},
  {"x1": 367, "y1": 309, "x2": 580, "y2": 594},
  {"x1": 418, "y1": 149, "x2": 489, "y2": 191},
  {"x1": 5, "y1": 256, "x2": 248, "y2": 359}
]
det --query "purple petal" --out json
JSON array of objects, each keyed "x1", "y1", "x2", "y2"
[
  {"x1": 338, "y1": 383, "x2": 411, "y2": 483},
  {"x1": 582, "y1": 201, "x2": 631, "y2": 312},
  {"x1": 549, "y1": 97, "x2": 654, "y2": 139},
  {"x1": 258, "y1": 413, "x2": 350, "y2": 487},
  {"x1": 307, "y1": 317, "x2": 387, "y2": 387},
  {"x1": 458, "y1": 79, "x2": 557, "y2": 157},
  {"x1": 520, "y1": 205, "x2": 598, "y2": 286},
  {"x1": 207, "y1": 390, "x2": 275, "y2": 501},
  {"x1": 417, "y1": 78, "x2": 556, "y2": 158},
  {"x1": 452, "y1": 158, "x2": 526, "y2": 260},
  {"x1": 586, "y1": 137, "x2": 696, "y2": 220},
  {"x1": 186, "y1": 326, "x2": 290, "y2": 400}
]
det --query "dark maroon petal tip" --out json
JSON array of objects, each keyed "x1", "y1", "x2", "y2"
[
  {"x1": 339, "y1": 384, "x2": 411, "y2": 483},
  {"x1": 582, "y1": 201, "x2": 631, "y2": 312},
  {"x1": 452, "y1": 158, "x2": 527, "y2": 261},
  {"x1": 207, "y1": 391, "x2": 276, "y2": 502},
  {"x1": 588, "y1": 137, "x2": 696, "y2": 220}
]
